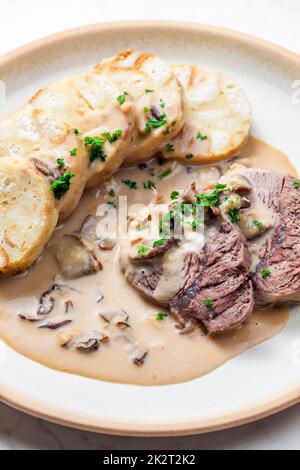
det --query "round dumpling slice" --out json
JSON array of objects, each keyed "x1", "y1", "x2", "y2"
[
  {"x1": 94, "y1": 50, "x2": 184, "y2": 163},
  {"x1": 0, "y1": 157, "x2": 58, "y2": 275},
  {"x1": 162, "y1": 65, "x2": 252, "y2": 163},
  {"x1": 0, "y1": 106, "x2": 87, "y2": 221},
  {"x1": 29, "y1": 72, "x2": 135, "y2": 187}
]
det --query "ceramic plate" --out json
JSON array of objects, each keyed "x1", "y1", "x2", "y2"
[{"x1": 1, "y1": 21, "x2": 300, "y2": 436}]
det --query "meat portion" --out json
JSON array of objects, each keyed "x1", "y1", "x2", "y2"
[
  {"x1": 230, "y1": 168, "x2": 300, "y2": 303},
  {"x1": 170, "y1": 221, "x2": 253, "y2": 333},
  {"x1": 121, "y1": 204, "x2": 254, "y2": 333}
]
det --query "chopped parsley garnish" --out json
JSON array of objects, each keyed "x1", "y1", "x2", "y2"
[
  {"x1": 196, "y1": 184, "x2": 227, "y2": 207},
  {"x1": 186, "y1": 154, "x2": 194, "y2": 160},
  {"x1": 50, "y1": 171, "x2": 74, "y2": 200},
  {"x1": 106, "y1": 201, "x2": 116, "y2": 209},
  {"x1": 196, "y1": 131, "x2": 208, "y2": 141},
  {"x1": 56, "y1": 158, "x2": 65, "y2": 168},
  {"x1": 171, "y1": 191, "x2": 179, "y2": 200},
  {"x1": 170, "y1": 120, "x2": 177, "y2": 127},
  {"x1": 228, "y1": 208, "x2": 239, "y2": 223},
  {"x1": 144, "y1": 106, "x2": 150, "y2": 113},
  {"x1": 145, "y1": 88, "x2": 154, "y2": 93},
  {"x1": 163, "y1": 127, "x2": 170, "y2": 136},
  {"x1": 69, "y1": 148, "x2": 77, "y2": 156},
  {"x1": 192, "y1": 217, "x2": 202, "y2": 230},
  {"x1": 158, "y1": 168, "x2": 172, "y2": 180},
  {"x1": 143, "y1": 180, "x2": 156, "y2": 190},
  {"x1": 215, "y1": 183, "x2": 227, "y2": 190},
  {"x1": 117, "y1": 92, "x2": 128, "y2": 105},
  {"x1": 102, "y1": 129, "x2": 122, "y2": 144},
  {"x1": 138, "y1": 244, "x2": 150, "y2": 257},
  {"x1": 165, "y1": 143, "x2": 175, "y2": 152},
  {"x1": 204, "y1": 298, "x2": 213, "y2": 309},
  {"x1": 156, "y1": 311, "x2": 168, "y2": 321},
  {"x1": 261, "y1": 268, "x2": 270, "y2": 278},
  {"x1": 122, "y1": 179, "x2": 138, "y2": 190},
  {"x1": 84, "y1": 136, "x2": 106, "y2": 162},
  {"x1": 145, "y1": 113, "x2": 167, "y2": 133},
  {"x1": 153, "y1": 238, "x2": 167, "y2": 248},
  {"x1": 253, "y1": 219, "x2": 263, "y2": 229},
  {"x1": 73, "y1": 128, "x2": 80, "y2": 135},
  {"x1": 157, "y1": 156, "x2": 166, "y2": 166},
  {"x1": 108, "y1": 189, "x2": 116, "y2": 198},
  {"x1": 293, "y1": 180, "x2": 300, "y2": 189},
  {"x1": 159, "y1": 99, "x2": 165, "y2": 108}
]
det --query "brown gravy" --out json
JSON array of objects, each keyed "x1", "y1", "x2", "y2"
[{"x1": 0, "y1": 137, "x2": 295, "y2": 385}]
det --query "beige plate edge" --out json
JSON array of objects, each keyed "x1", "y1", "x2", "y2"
[{"x1": 1, "y1": 20, "x2": 300, "y2": 436}]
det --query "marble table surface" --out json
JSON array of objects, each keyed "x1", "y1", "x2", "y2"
[{"x1": 1, "y1": 0, "x2": 300, "y2": 450}]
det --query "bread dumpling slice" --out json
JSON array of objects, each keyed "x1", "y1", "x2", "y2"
[
  {"x1": 0, "y1": 157, "x2": 58, "y2": 275},
  {"x1": 29, "y1": 72, "x2": 135, "y2": 186},
  {"x1": 162, "y1": 65, "x2": 251, "y2": 163},
  {"x1": 0, "y1": 106, "x2": 87, "y2": 221},
  {"x1": 94, "y1": 50, "x2": 184, "y2": 163}
]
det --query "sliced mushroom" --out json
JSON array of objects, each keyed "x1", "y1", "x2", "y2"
[
  {"x1": 133, "y1": 351, "x2": 148, "y2": 366},
  {"x1": 75, "y1": 331, "x2": 109, "y2": 352},
  {"x1": 80, "y1": 215, "x2": 116, "y2": 250},
  {"x1": 55, "y1": 234, "x2": 102, "y2": 279},
  {"x1": 64, "y1": 300, "x2": 74, "y2": 313},
  {"x1": 31, "y1": 158, "x2": 61, "y2": 182},
  {"x1": 38, "y1": 284, "x2": 78, "y2": 315},
  {"x1": 38, "y1": 318, "x2": 72, "y2": 330},
  {"x1": 99, "y1": 308, "x2": 129, "y2": 326}
]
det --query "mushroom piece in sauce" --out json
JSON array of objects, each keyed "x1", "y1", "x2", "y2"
[{"x1": 55, "y1": 234, "x2": 102, "y2": 279}]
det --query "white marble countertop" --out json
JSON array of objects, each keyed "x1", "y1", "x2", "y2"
[{"x1": 1, "y1": 0, "x2": 300, "y2": 450}]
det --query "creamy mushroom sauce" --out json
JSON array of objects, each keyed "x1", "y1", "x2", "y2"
[{"x1": 0, "y1": 137, "x2": 295, "y2": 385}]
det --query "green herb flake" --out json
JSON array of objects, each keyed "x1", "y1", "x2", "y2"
[
  {"x1": 117, "y1": 92, "x2": 128, "y2": 105},
  {"x1": 56, "y1": 158, "x2": 65, "y2": 168},
  {"x1": 156, "y1": 311, "x2": 168, "y2": 321},
  {"x1": 73, "y1": 128, "x2": 80, "y2": 135},
  {"x1": 145, "y1": 113, "x2": 167, "y2": 133},
  {"x1": 261, "y1": 268, "x2": 270, "y2": 278},
  {"x1": 170, "y1": 120, "x2": 177, "y2": 127},
  {"x1": 253, "y1": 219, "x2": 263, "y2": 229},
  {"x1": 144, "y1": 106, "x2": 150, "y2": 113},
  {"x1": 108, "y1": 189, "x2": 115, "y2": 198},
  {"x1": 84, "y1": 136, "x2": 106, "y2": 162},
  {"x1": 163, "y1": 127, "x2": 170, "y2": 136},
  {"x1": 192, "y1": 217, "x2": 202, "y2": 230},
  {"x1": 204, "y1": 298, "x2": 213, "y2": 309},
  {"x1": 158, "y1": 168, "x2": 172, "y2": 180},
  {"x1": 106, "y1": 201, "x2": 116, "y2": 209},
  {"x1": 143, "y1": 180, "x2": 156, "y2": 190},
  {"x1": 293, "y1": 180, "x2": 300, "y2": 189},
  {"x1": 50, "y1": 171, "x2": 74, "y2": 200},
  {"x1": 122, "y1": 179, "x2": 138, "y2": 190},
  {"x1": 196, "y1": 131, "x2": 208, "y2": 141},
  {"x1": 138, "y1": 244, "x2": 150, "y2": 257},
  {"x1": 170, "y1": 191, "x2": 179, "y2": 200},
  {"x1": 102, "y1": 129, "x2": 123, "y2": 144},
  {"x1": 69, "y1": 148, "x2": 77, "y2": 156},
  {"x1": 186, "y1": 154, "x2": 194, "y2": 160},
  {"x1": 196, "y1": 184, "x2": 227, "y2": 207},
  {"x1": 153, "y1": 238, "x2": 167, "y2": 248},
  {"x1": 159, "y1": 99, "x2": 165, "y2": 108},
  {"x1": 145, "y1": 88, "x2": 154, "y2": 93},
  {"x1": 165, "y1": 143, "x2": 175, "y2": 153},
  {"x1": 228, "y1": 208, "x2": 240, "y2": 223}
]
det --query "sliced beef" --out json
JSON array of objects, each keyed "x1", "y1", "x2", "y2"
[
  {"x1": 169, "y1": 220, "x2": 253, "y2": 333},
  {"x1": 122, "y1": 216, "x2": 254, "y2": 333},
  {"x1": 237, "y1": 169, "x2": 300, "y2": 303}
]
